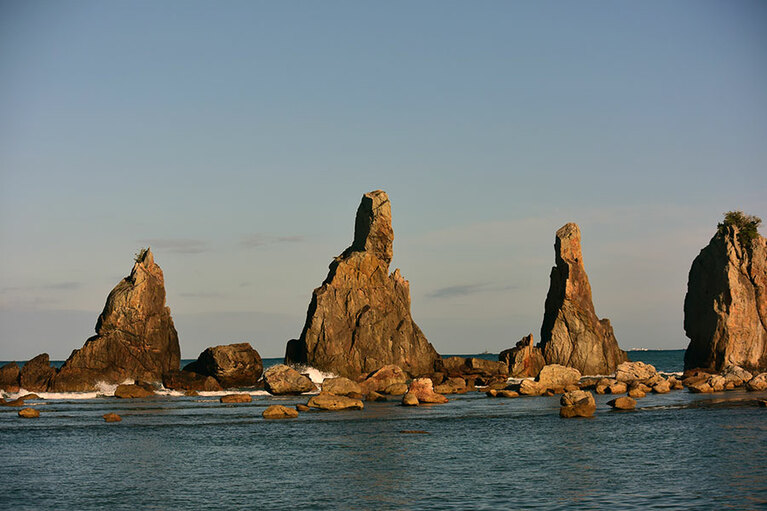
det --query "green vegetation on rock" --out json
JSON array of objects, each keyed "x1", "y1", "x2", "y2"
[{"x1": 718, "y1": 211, "x2": 762, "y2": 247}]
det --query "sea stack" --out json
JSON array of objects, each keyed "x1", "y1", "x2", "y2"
[
  {"x1": 684, "y1": 212, "x2": 767, "y2": 372},
  {"x1": 539, "y1": 223, "x2": 627, "y2": 375},
  {"x1": 285, "y1": 190, "x2": 440, "y2": 378},
  {"x1": 51, "y1": 248, "x2": 181, "y2": 391}
]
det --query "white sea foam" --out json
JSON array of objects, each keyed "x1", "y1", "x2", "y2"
[{"x1": 290, "y1": 364, "x2": 337, "y2": 384}]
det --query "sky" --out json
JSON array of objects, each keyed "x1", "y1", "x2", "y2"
[{"x1": 1, "y1": 1, "x2": 765, "y2": 360}]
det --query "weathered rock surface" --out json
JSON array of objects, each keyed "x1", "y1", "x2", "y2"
[
  {"x1": 103, "y1": 413, "x2": 122, "y2": 423},
  {"x1": 321, "y1": 377, "x2": 363, "y2": 397},
  {"x1": 114, "y1": 384, "x2": 153, "y2": 399},
  {"x1": 162, "y1": 370, "x2": 222, "y2": 392},
  {"x1": 383, "y1": 383, "x2": 408, "y2": 396},
  {"x1": 284, "y1": 191, "x2": 440, "y2": 378},
  {"x1": 500, "y1": 334, "x2": 546, "y2": 378},
  {"x1": 684, "y1": 224, "x2": 767, "y2": 372},
  {"x1": 721, "y1": 365, "x2": 753, "y2": 387},
  {"x1": 0, "y1": 362, "x2": 20, "y2": 392},
  {"x1": 402, "y1": 392, "x2": 419, "y2": 406},
  {"x1": 220, "y1": 393, "x2": 252, "y2": 403},
  {"x1": 19, "y1": 354, "x2": 56, "y2": 392},
  {"x1": 615, "y1": 362, "x2": 658, "y2": 383},
  {"x1": 559, "y1": 390, "x2": 596, "y2": 418},
  {"x1": 519, "y1": 379, "x2": 546, "y2": 396},
  {"x1": 263, "y1": 405, "x2": 299, "y2": 419},
  {"x1": 746, "y1": 373, "x2": 767, "y2": 392},
  {"x1": 183, "y1": 343, "x2": 263, "y2": 388},
  {"x1": 263, "y1": 365, "x2": 315, "y2": 395},
  {"x1": 407, "y1": 378, "x2": 448, "y2": 404},
  {"x1": 18, "y1": 407, "x2": 40, "y2": 418},
  {"x1": 359, "y1": 365, "x2": 407, "y2": 394},
  {"x1": 540, "y1": 223, "x2": 628, "y2": 375},
  {"x1": 608, "y1": 396, "x2": 636, "y2": 410},
  {"x1": 52, "y1": 249, "x2": 180, "y2": 391},
  {"x1": 536, "y1": 364, "x2": 581, "y2": 388},
  {"x1": 307, "y1": 392, "x2": 364, "y2": 411}
]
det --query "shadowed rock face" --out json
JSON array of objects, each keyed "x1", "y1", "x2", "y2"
[
  {"x1": 499, "y1": 334, "x2": 545, "y2": 378},
  {"x1": 684, "y1": 225, "x2": 767, "y2": 372},
  {"x1": 51, "y1": 249, "x2": 181, "y2": 391},
  {"x1": 540, "y1": 223, "x2": 627, "y2": 375},
  {"x1": 184, "y1": 343, "x2": 263, "y2": 388},
  {"x1": 285, "y1": 190, "x2": 440, "y2": 379}
]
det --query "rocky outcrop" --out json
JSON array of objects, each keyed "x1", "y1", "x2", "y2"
[
  {"x1": 183, "y1": 343, "x2": 263, "y2": 388},
  {"x1": 285, "y1": 191, "x2": 440, "y2": 378},
  {"x1": 0, "y1": 363, "x2": 20, "y2": 392},
  {"x1": 263, "y1": 364, "x2": 315, "y2": 395},
  {"x1": 540, "y1": 223, "x2": 628, "y2": 375},
  {"x1": 683, "y1": 223, "x2": 767, "y2": 372},
  {"x1": 19, "y1": 354, "x2": 56, "y2": 392},
  {"x1": 500, "y1": 334, "x2": 545, "y2": 378},
  {"x1": 52, "y1": 249, "x2": 180, "y2": 391}
]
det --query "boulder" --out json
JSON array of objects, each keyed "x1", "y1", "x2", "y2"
[
  {"x1": 607, "y1": 382, "x2": 628, "y2": 394},
  {"x1": 402, "y1": 392, "x2": 419, "y2": 406},
  {"x1": 220, "y1": 393, "x2": 252, "y2": 403},
  {"x1": 497, "y1": 390, "x2": 519, "y2": 398},
  {"x1": 628, "y1": 388, "x2": 646, "y2": 398},
  {"x1": 296, "y1": 404, "x2": 310, "y2": 412},
  {"x1": 442, "y1": 357, "x2": 468, "y2": 376},
  {"x1": 684, "y1": 218, "x2": 767, "y2": 373},
  {"x1": 383, "y1": 383, "x2": 408, "y2": 396},
  {"x1": 746, "y1": 373, "x2": 767, "y2": 391},
  {"x1": 366, "y1": 391, "x2": 387, "y2": 402},
  {"x1": 537, "y1": 364, "x2": 581, "y2": 388},
  {"x1": 19, "y1": 354, "x2": 56, "y2": 392},
  {"x1": 615, "y1": 361, "x2": 658, "y2": 383},
  {"x1": 407, "y1": 378, "x2": 448, "y2": 404},
  {"x1": 284, "y1": 191, "x2": 440, "y2": 378},
  {"x1": 263, "y1": 365, "x2": 315, "y2": 395},
  {"x1": 162, "y1": 370, "x2": 223, "y2": 392},
  {"x1": 359, "y1": 365, "x2": 407, "y2": 394},
  {"x1": 114, "y1": 384, "x2": 153, "y2": 399},
  {"x1": 18, "y1": 408, "x2": 40, "y2": 418},
  {"x1": 608, "y1": 396, "x2": 636, "y2": 410},
  {"x1": 183, "y1": 343, "x2": 263, "y2": 388},
  {"x1": 519, "y1": 379, "x2": 546, "y2": 396},
  {"x1": 688, "y1": 382, "x2": 714, "y2": 393},
  {"x1": 307, "y1": 392, "x2": 364, "y2": 411},
  {"x1": 263, "y1": 405, "x2": 299, "y2": 419},
  {"x1": 721, "y1": 365, "x2": 753, "y2": 387},
  {"x1": 540, "y1": 223, "x2": 628, "y2": 374},
  {"x1": 651, "y1": 380, "x2": 671, "y2": 394},
  {"x1": 559, "y1": 390, "x2": 596, "y2": 418},
  {"x1": 1, "y1": 398, "x2": 25, "y2": 407},
  {"x1": 51, "y1": 249, "x2": 181, "y2": 391},
  {"x1": 595, "y1": 378, "x2": 613, "y2": 394},
  {"x1": 103, "y1": 413, "x2": 122, "y2": 423},
  {"x1": 707, "y1": 375, "x2": 726, "y2": 392},
  {"x1": 0, "y1": 362, "x2": 20, "y2": 392},
  {"x1": 433, "y1": 377, "x2": 467, "y2": 395},
  {"x1": 321, "y1": 377, "x2": 363, "y2": 397},
  {"x1": 463, "y1": 358, "x2": 508, "y2": 377},
  {"x1": 499, "y1": 334, "x2": 545, "y2": 378}
]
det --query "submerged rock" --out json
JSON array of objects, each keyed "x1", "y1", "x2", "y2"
[
  {"x1": 499, "y1": 334, "x2": 545, "y2": 378},
  {"x1": 52, "y1": 249, "x2": 181, "y2": 391},
  {"x1": 184, "y1": 343, "x2": 263, "y2": 388},
  {"x1": 263, "y1": 365, "x2": 315, "y2": 395},
  {"x1": 19, "y1": 354, "x2": 56, "y2": 392},
  {"x1": 684, "y1": 218, "x2": 767, "y2": 373},
  {"x1": 540, "y1": 223, "x2": 628, "y2": 375},
  {"x1": 103, "y1": 413, "x2": 122, "y2": 423},
  {"x1": 263, "y1": 405, "x2": 299, "y2": 419},
  {"x1": 18, "y1": 408, "x2": 40, "y2": 419},
  {"x1": 285, "y1": 191, "x2": 440, "y2": 378}
]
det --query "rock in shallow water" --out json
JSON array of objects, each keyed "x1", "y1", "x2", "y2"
[
  {"x1": 183, "y1": 343, "x2": 263, "y2": 389},
  {"x1": 103, "y1": 413, "x2": 122, "y2": 422},
  {"x1": 307, "y1": 392, "x2": 364, "y2": 411},
  {"x1": 608, "y1": 397, "x2": 636, "y2": 410},
  {"x1": 407, "y1": 378, "x2": 448, "y2": 404},
  {"x1": 263, "y1": 365, "x2": 315, "y2": 395},
  {"x1": 220, "y1": 394, "x2": 252, "y2": 403},
  {"x1": 559, "y1": 390, "x2": 596, "y2": 418},
  {"x1": 18, "y1": 408, "x2": 39, "y2": 418},
  {"x1": 114, "y1": 384, "x2": 154, "y2": 399},
  {"x1": 263, "y1": 405, "x2": 299, "y2": 419}
]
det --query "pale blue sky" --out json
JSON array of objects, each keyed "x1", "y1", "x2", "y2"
[{"x1": 1, "y1": 1, "x2": 765, "y2": 359}]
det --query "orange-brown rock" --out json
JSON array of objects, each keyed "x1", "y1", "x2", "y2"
[
  {"x1": 220, "y1": 393, "x2": 252, "y2": 403},
  {"x1": 19, "y1": 354, "x2": 56, "y2": 392},
  {"x1": 307, "y1": 392, "x2": 364, "y2": 411},
  {"x1": 285, "y1": 191, "x2": 440, "y2": 378},
  {"x1": 407, "y1": 378, "x2": 448, "y2": 404},
  {"x1": 684, "y1": 220, "x2": 767, "y2": 372},
  {"x1": 162, "y1": 370, "x2": 222, "y2": 392},
  {"x1": 0, "y1": 362, "x2": 20, "y2": 392},
  {"x1": 263, "y1": 405, "x2": 299, "y2": 419},
  {"x1": 608, "y1": 396, "x2": 636, "y2": 410},
  {"x1": 18, "y1": 407, "x2": 40, "y2": 418},
  {"x1": 51, "y1": 249, "x2": 180, "y2": 391},
  {"x1": 559, "y1": 390, "x2": 596, "y2": 418},
  {"x1": 263, "y1": 364, "x2": 315, "y2": 395},
  {"x1": 499, "y1": 334, "x2": 545, "y2": 378},
  {"x1": 114, "y1": 384, "x2": 154, "y2": 399},
  {"x1": 359, "y1": 365, "x2": 407, "y2": 394},
  {"x1": 540, "y1": 223, "x2": 628, "y2": 375},
  {"x1": 321, "y1": 377, "x2": 363, "y2": 397},
  {"x1": 183, "y1": 343, "x2": 262, "y2": 388},
  {"x1": 103, "y1": 413, "x2": 122, "y2": 422}
]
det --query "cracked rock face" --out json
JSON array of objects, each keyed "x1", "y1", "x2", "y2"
[
  {"x1": 285, "y1": 190, "x2": 440, "y2": 379},
  {"x1": 539, "y1": 223, "x2": 627, "y2": 375},
  {"x1": 51, "y1": 249, "x2": 181, "y2": 391},
  {"x1": 684, "y1": 225, "x2": 767, "y2": 372}
]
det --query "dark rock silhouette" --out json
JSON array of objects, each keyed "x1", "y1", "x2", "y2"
[
  {"x1": 684, "y1": 222, "x2": 767, "y2": 372},
  {"x1": 51, "y1": 249, "x2": 181, "y2": 391},
  {"x1": 540, "y1": 223, "x2": 627, "y2": 375},
  {"x1": 183, "y1": 343, "x2": 263, "y2": 388},
  {"x1": 285, "y1": 190, "x2": 440, "y2": 378},
  {"x1": 19, "y1": 354, "x2": 56, "y2": 392},
  {"x1": 0, "y1": 362, "x2": 21, "y2": 392}
]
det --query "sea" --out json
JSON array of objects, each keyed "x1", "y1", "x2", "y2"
[{"x1": 1, "y1": 349, "x2": 766, "y2": 510}]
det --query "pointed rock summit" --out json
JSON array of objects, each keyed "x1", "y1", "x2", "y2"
[
  {"x1": 285, "y1": 190, "x2": 439, "y2": 378},
  {"x1": 539, "y1": 223, "x2": 627, "y2": 375},
  {"x1": 684, "y1": 213, "x2": 767, "y2": 372},
  {"x1": 52, "y1": 248, "x2": 181, "y2": 391}
]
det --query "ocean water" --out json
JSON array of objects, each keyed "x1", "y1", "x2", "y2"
[{"x1": 1, "y1": 350, "x2": 766, "y2": 510}]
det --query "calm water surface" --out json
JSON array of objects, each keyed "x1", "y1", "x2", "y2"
[{"x1": 2, "y1": 350, "x2": 766, "y2": 510}]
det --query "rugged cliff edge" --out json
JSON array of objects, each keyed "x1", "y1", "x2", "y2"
[
  {"x1": 539, "y1": 223, "x2": 627, "y2": 375},
  {"x1": 285, "y1": 190, "x2": 440, "y2": 378},
  {"x1": 51, "y1": 248, "x2": 181, "y2": 391},
  {"x1": 684, "y1": 214, "x2": 767, "y2": 372}
]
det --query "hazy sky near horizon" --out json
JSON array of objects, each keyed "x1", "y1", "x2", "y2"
[{"x1": 1, "y1": 1, "x2": 765, "y2": 359}]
